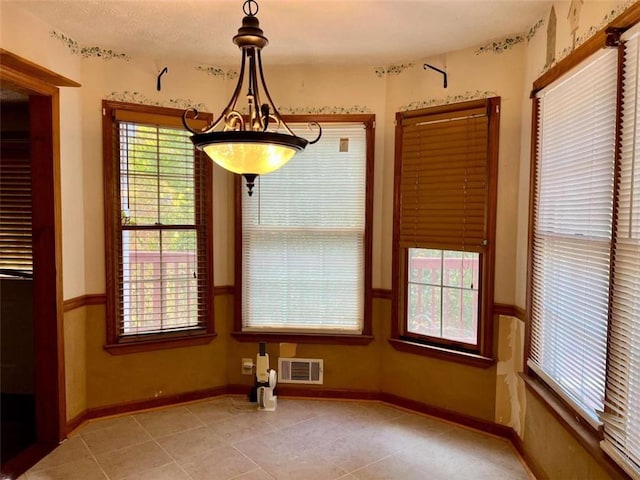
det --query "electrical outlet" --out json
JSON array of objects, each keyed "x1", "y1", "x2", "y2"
[{"x1": 242, "y1": 358, "x2": 253, "y2": 375}]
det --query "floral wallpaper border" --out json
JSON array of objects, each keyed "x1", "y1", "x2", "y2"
[
  {"x1": 374, "y1": 62, "x2": 415, "y2": 77},
  {"x1": 475, "y1": 35, "x2": 524, "y2": 55},
  {"x1": 399, "y1": 90, "x2": 498, "y2": 112},
  {"x1": 195, "y1": 65, "x2": 239, "y2": 80},
  {"x1": 540, "y1": 0, "x2": 637, "y2": 75},
  {"x1": 277, "y1": 105, "x2": 372, "y2": 115},
  {"x1": 526, "y1": 18, "x2": 545, "y2": 43},
  {"x1": 50, "y1": 31, "x2": 130, "y2": 60},
  {"x1": 106, "y1": 91, "x2": 208, "y2": 111}
]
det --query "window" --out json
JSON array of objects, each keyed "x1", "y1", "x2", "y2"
[
  {"x1": 601, "y1": 26, "x2": 640, "y2": 477},
  {"x1": 234, "y1": 116, "x2": 374, "y2": 342},
  {"x1": 528, "y1": 47, "x2": 617, "y2": 427},
  {"x1": 407, "y1": 248, "x2": 479, "y2": 344},
  {"x1": 103, "y1": 101, "x2": 214, "y2": 352},
  {"x1": 391, "y1": 98, "x2": 500, "y2": 362},
  {"x1": 527, "y1": 25, "x2": 640, "y2": 477},
  {"x1": 0, "y1": 106, "x2": 32, "y2": 279}
]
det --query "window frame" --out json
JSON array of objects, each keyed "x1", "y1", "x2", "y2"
[
  {"x1": 390, "y1": 98, "x2": 500, "y2": 367},
  {"x1": 232, "y1": 114, "x2": 375, "y2": 345},
  {"x1": 523, "y1": 4, "x2": 640, "y2": 478},
  {"x1": 102, "y1": 101, "x2": 215, "y2": 355}
]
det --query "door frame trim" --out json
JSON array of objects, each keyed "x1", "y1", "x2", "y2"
[{"x1": 0, "y1": 49, "x2": 79, "y2": 478}]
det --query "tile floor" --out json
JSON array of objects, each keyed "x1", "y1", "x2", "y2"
[{"x1": 19, "y1": 396, "x2": 534, "y2": 480}]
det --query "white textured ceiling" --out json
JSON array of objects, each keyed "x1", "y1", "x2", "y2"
[{"x1": 4, "y1": 0, "x2": 553, "y2": 65}]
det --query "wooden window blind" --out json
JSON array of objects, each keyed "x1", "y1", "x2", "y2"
[
  {"x1": 0, "y1": 136, "x2": 32, "y2": 277},
  {"x1": 528, "y1": 47, "x2": 618, "y2": 427},
  {"x1": 398, "y1": 104, "x2": 490, "y2": 253},
  {"x1": 600, "y1": 25, "x2": 640, "y2": 478},
  {"x1": 104, "y1": 102, "x2": 213, "y2": 345}
]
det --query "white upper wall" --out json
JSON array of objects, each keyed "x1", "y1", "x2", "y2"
[
  {"x1": 4, "y1": 0, "x2": 630, "y2": 302},
  {"x1": 1, "y1": 4, "x2": 86, "y2": 299}
]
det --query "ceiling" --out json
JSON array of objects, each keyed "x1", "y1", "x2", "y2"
[{"x1": 4, "y1": 0, "x2": 553, "y2": 66}]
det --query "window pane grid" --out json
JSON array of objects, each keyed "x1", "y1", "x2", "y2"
[
  {"x1": 407, "y1": 248, "x2": 479, "y2": 344},
  {"x1": 120, "y1": 123, "x2": 195, "y2": 227}
]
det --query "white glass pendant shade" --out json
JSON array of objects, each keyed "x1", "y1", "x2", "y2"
[
  {"x1": 203, "y1": 143, "x2": 296, "y2": 174},
  {"x1": 193, "y1": 131, "x2": 309, "y2": 175}
]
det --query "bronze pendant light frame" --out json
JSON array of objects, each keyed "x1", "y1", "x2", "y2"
[{"x1": 182, "y1": 0, "x2": 321, "y2": 195}]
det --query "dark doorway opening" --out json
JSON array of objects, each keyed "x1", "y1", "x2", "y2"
[{"x1": 0, "y1": 95, "x2": 37, "y2": 463}]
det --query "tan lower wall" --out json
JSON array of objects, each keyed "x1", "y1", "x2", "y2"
[
  {"x1": 225, "y1": 298, "x2": 387, "y2": 393},
  {"x1": 83, "y1": 295, "x2": 230, "y2": 410},
  {"x1": 64, "y1": 307, "x2": 87, "y2": 421},
  {"x1": 379, "y1": 299, "x2": 497, "y2": 422},
  {"x1": 68, "y1": 296, "x2": 498, "y2": 423},
  {"x1": 521, "y1": 390, "x2": 611, "y2": 480},
  {"x1": 226, "y1": 298, "x2": 497, "y2": 422}
]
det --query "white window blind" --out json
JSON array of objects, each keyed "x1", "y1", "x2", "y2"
[
  {"x1": 241, "y1": 123, "x2": 366, "y2": 333},
  {"x1": 600, "y1": 27, "x2": 640, "y2": 478},
  {"x1": 529, "y1": 47, "x2": 618, "y2": 426},
  {"x1": 117, "y1": 121, "x2": 207, "y2": 336}
]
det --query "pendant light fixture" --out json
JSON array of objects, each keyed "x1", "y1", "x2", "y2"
[{"x1": 182, "y1": 0, "x2": 321, "y2": 195}]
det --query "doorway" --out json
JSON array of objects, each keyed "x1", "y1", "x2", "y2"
[
  {"x1": 0, "y1": 49, "x2": 79, "y2": 478},
  {"x1": 0, "y1": 94, "x2": 36, "y2": 463}
]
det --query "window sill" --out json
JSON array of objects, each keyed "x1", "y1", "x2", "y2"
[
  {"x1": 520, "y1": 372, "x2": 630, "y2": 480},
  {"x1": 231, "y1": 331, "x2": 374, "y2": 345},
  {"x1": 104, "y1": 333, "x2": 217, "y2": 355},
  {"x1": 387, "y1": 338, "x2": 494, "y2": 368}
]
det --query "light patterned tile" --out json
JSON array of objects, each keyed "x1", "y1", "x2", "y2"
[
  {"x1": 440, "y1": 425, "x2": 513, "y2": 461},
  {"x1": 178, "y1": 445, "x2": 257, "y2": 480},
  {"x1": 77, "y1": 415, "x2": 134, "y2": 434},
  {"x1": 187, "y1": 398, "x2": 248, "y2": 425},
  {"x1": 351, "y1": 450, "x2": 447, "y2": 480},
  {"x1": 233, "y1": 430, "x2": 302, "y2": 466},
  {"x1": 209, "y1": 412, "x2": 277, "y2": 444},
  {"x1": 261, "y1": 401, "x2": 318, "y2": 429},
  {"x1": 387, "y1": 411, "x2": 454, "y2": 436},
  {"x1": 315, "y1": 429, "x2": 398, "y2": 472},
  {"x1": 134, "y1": 407, "x2": 204, "y2": 438},
  {"x1": 95, "y1": 441, "x2": 172, "y2": 480},
  {"x1": 357, "y1": 403, "x2": 406, "y2": 421},
  {"x1": 229, "y1": 468, "x2": 276, "y2": 480},
  {"x1": 28, "y1": 437, "x2": 92, "y2": 472},
  {"x1": 157, "y1": 425, "x2": 228, "y2": 461},
  {"x1": 279, "y1": 415, "x2": 346, "y2": 450},
  {"x1": 25, "y1": 458, "x2": 107, "y2": 480},
  {"x1": 80, "y1": 416, "x2": 151, "y2": 455},
  {"x1": 457, "y1": 456, "x2": 532, "y2": 480},
  {"x1": 119, "y1": 462, "x2": 191, "y2": 480},
  {"x1": 359, "y1": 419, "x2": 441, "y2": 453},
  {"x1": 260, "y1": 453, "x2": 347, "y2": 480},
  {"x1": 24, "y1": 399, "x2": 536, "y2": 480}
]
